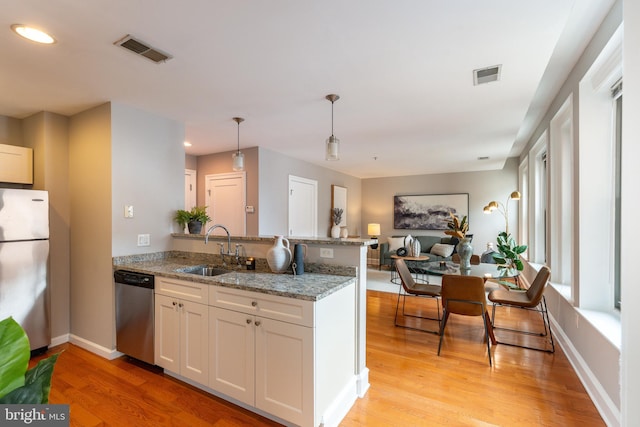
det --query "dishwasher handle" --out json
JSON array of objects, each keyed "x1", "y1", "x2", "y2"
[{"x1": 114, "y1": 270, "x2": 155, "y2": 289}]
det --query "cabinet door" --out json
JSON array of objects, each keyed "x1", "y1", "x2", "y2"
[
  {"x1": 255, "y1": 317, "x2": 314, "y2": 426},
  {"x1": 155, "y1": 294, "x2": 180, "y2": 372},
  {"x1": 209, "y1": 307, "x2": 255, "y2": 405},
  {"x1": 180, "y1": 301, "x2": 209, "y2": 385}
]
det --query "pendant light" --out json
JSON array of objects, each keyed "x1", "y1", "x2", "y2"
[
  {"x1": 325, "y1": 94, "x2": 340, "y2": 161},
  {"x1": 232, "y1": 117, "x2": 245, "y2": 171}
]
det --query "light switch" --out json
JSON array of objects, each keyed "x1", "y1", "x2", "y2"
[
  {"x1": 320, "y1": 248, "x2": 334, "y2": 258},
  {"x1": 124, "y1": 205, "x2": 134, "y2": 218}
]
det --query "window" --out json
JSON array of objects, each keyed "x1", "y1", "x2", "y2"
[{"x1": 613, "y1": 82, "x2": 622, "y2": 310}]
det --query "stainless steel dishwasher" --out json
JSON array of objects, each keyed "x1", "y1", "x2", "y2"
[{"x1": 115, "y1": 270, "x2": 155, "y2": 365}]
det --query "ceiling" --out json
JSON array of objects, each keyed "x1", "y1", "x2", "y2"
[{"x1": 1, "y1": 1, "x2": 615, "y2": 178}]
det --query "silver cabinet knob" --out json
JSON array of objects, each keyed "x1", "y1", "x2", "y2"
[
  {"x1": 246, "y1": 319, "x2": 252, "y2": 324},
  {"x1": 255, "y1": 320, "x2": 261, "y2": 327},
  {"x1": 251, "y1": 301, "x2": 258, "y2": 307}
]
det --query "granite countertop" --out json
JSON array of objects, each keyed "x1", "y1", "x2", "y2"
[{"x1": 114, "y1": 255, "x2": 356, "y2": 301}]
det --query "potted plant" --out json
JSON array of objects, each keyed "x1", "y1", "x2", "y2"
[
  {"x1": 444, "y1": 212, "x2": 473, "y2": 270},
  {"x1": 174, "y1": 206, "x2": 211, "y2": 234},
  {"x1": 492, "y1": 231, "x2": 527, "y2": 275},
  {"x1": 330, "y1": 208, "x2": 343, "y2": 238},
  {"x1": 0, "y1": 317, "x2": 60, "y2": 404}
]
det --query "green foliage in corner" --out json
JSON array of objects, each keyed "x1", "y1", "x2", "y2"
[
  {"x1": 0, "y1": 317, "x2": 60, "y2": 404},
  {"x1": 492, "y1": 232, "x2": 528, "y2": 273}
]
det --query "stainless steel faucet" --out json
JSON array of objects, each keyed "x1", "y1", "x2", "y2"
[{"x1": 204, "y1": 224, "x2": 232, "y2": 255}]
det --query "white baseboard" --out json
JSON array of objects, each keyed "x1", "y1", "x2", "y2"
[
  {"x1": 321, "y1": 376, "x2": 358, "y2": 427},
  {"x1": 50, "y1": 333, "x2": 69, "y2": 347},
  {"x1": 68, "y1": 334, "x2": 122, "y2": 360},
  {"x1": 550, "y1": 316, "x2": 620, "y2": 426}
]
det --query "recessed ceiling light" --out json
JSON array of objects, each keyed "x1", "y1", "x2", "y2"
[
  {"x1": 11, "y1": 24, "x2": 56, "y2": 44},
  {"x1": 478, "y1": 156, "x2": 490, "y2": 160}
]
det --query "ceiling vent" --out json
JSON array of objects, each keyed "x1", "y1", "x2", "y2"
[
  {"x1": 473, "y1": 65, "x2": 501, "y2": 85},
  {"x1": 114, "y1": 35, "x2": 172, "y2": 63}
]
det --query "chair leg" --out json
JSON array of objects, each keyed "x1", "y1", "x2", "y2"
[
  {"x1": 394, "y1": 287, "x2": 440, "y2": 334},
  {"x1": 481, "y1": 310, "x2": 492, "y2": 367},
  {"x1": 491, "y1": 296, "x2": 555, "y2": 353},
  {"x1": 437, "y1": 309, "x2": 450, "y2": 355}
]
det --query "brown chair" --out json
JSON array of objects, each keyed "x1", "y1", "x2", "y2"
[
  {"x1": 452, "y1": 254, "x2": 480, "y2": 265},
  {"x1": 438, "y1": 274, "x2": 496, "y2": 366},
  {"x1": 394, "y1": 259, "x2": 442, "y2": 334},
  {"x1": 487, "y1": 266, "x2": 554, "y2": 353}
]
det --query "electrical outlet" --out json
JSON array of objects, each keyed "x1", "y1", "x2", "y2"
[
  {"x1": 320, "y1": 248, "x2": 334, "y2": 258},
  {"x1": 137, "y1": 234, "x2": 150, "y2": 246},
  {"x1": 124, "y1": 205, "x2": 134, "y2": 218}
]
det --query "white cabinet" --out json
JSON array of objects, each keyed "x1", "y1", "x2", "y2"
[
  {"x1": 209, "y1": 305, "x2": 313, "y2": 426},
  {"x1": 209, "y1": 286, "x2": 314, "y2": 426},
  {"x1": 155, "y1": 277, "x2": 209, "y2": 385},
  {"x1": 0, "y1": 144, "x2": 33, "y2": 184}
]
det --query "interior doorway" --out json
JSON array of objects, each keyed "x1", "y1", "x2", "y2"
[
  {"x1": 288, "y1": 175, "x2": 317, "y2": 237},
  {"x1": 205, "y1": 172, "x2": 246, "y2": 236}
]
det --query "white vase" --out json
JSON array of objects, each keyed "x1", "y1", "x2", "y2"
[
  {"x1": 340, "y1": 226, "x2": 349, "y2": 238},
  {"x1": 331, "y1": 224, "x2": 341, "y2": 238},
  {"x1": 266, "y1": 235, "x2": 292, "y2": 273},
  {"x1": 411, "y1": 238, "x2": 421, "y2": 257}
]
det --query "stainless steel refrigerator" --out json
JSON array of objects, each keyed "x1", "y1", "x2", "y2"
[{"x1": 0, "y1": 188, "x2": 50, "y2": 352}]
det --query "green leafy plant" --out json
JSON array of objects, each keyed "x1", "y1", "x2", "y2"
[
  {"x1": 444, "y1": 212, "x2": 469, "y2": 240},
  {"x1": 174, "y1": 206, "x2": 211, "y2": 227},
  {"x1": 492, "y1": 232, "x2": 528, "y2": 273},
  {"x1": 0, "y1": 317, "x2": 60, "y2": 404}
]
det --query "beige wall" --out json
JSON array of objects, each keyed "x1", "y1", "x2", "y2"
[
  {"x1": 196, "y1": 147, "x2": 259, "y2": 235},
  {"x1": 22, "y1": 112, "x2": 71, "y2": 343},
  {"x1": 69, "y1": 103, "x2": 113, "y2": 350},
  {"x1": 362, "y1": 158, "x2": 519, "y2": 255}
]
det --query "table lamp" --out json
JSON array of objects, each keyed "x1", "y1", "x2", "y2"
[{"x1": 368, "y1": 223, "x2": 381, "y2": 249}]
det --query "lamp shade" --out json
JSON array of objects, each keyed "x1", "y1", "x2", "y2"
[
  {"x1": 368, "y1": 223, "x2": 381, "y2": 236},
  {"x1": 232, "y1": 151, "x2": 244, "y2": 171}
]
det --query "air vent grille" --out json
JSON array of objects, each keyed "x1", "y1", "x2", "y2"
[
  {"x1": 473, "y1": 65, "x2": 501, "y2": 85},
  {"x1": 114, "y1": 35, "x2": 172, "y2": 63}
]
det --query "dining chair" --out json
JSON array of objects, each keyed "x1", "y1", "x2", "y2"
[
  {"x1": 438, "y1": 274, "x2": 496, "y2": 366},
  {"x1": 394, "y1": 258, "x2": 442, "y2": 334},
  {"x1": 452, "y1": 254, "x2": 480, "y2": 264},
  {"x1": 487, "y1": 266, "x2": 555, "y2": 353}
]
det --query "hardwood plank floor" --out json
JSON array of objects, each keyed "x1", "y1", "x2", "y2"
[{"x1": 32, "y1": 290, "x2": 605, "y2": 426}]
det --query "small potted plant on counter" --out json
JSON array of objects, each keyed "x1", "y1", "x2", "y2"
[{"x1": 174, "y1": 206, "x2": 211, "y2": 234}]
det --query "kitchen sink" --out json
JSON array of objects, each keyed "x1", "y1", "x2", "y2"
[{"x1": 177, "y1": 266, "x2": 231, "y2": 276}]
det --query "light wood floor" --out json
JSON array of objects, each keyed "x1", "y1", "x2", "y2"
[{"x1": 33, "y1": 290, "x2": 605, "y2": 426}]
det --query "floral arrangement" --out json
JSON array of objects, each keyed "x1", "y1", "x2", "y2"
[
  {"x1": 444, "y1": 212, "x2": 468, "y2": 240},
  {"x1": 332, "y1": 208, "x2": 343, "y2": 225}
]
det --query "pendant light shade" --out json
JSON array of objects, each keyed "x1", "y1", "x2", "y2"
[
  {"x1": 232, "y1": 117, "x2": 244, "y2": 171},
  {"x1": 325, "y1": 94, "x2": 340, "y2": 161}
]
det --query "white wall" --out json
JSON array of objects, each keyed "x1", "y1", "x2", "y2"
[
  {"x1": 621, "y1": 1, "x2": 640, "y2": 424},
  {"x1": 258, "y1": 147, "x2": 362, "y2": 237},
  {"x1": 362, "y1": 158, "x2": 519, "y2": 254},
  {"x1": 519, "y1": 2, "x2": 624, "y2": 424},
  {"x1": 111, "y1": 102, "x2": 184, "y2": 256}
]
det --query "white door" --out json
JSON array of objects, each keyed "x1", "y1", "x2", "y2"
[
  {"x1": 185, "y1": 169, "x2": 197, "y2": 210},
  {"x1": 154, "y1": 294, "x2": 180, "y2": 372},
  {"x1": 205, "y1": 172, "x2": 246, "y2": 235},
  {"x1": 255, "y1": 317, "x2": 314, "y2": 426},
  {"x1": 209, "y1": 306, "x2": 255, "y2": 405},
  {"x1": 181, "y1": 301, "x2": 209, "y2": 384},
  {"x1": 288, "y1": 175, "x2": 317, "y2": 237}
]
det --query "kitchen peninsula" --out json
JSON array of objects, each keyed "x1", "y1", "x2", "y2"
[{"x1": 113, "y1": 234, "x2": 373, "y2": 427}]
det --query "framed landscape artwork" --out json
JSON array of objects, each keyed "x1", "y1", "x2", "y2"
[{"x1": 394, "y1": 193, "x2": 469, "y2": 230}]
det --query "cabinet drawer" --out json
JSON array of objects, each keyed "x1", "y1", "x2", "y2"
[
  {"x1": 209, "y1": 286, "x2": 313, "y2": 327},
  {"x1": 156, "y1": 277, "x2": 209, "y2": 303}
]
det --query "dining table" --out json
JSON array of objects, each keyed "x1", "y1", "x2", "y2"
[{"x1": 421, "y1": 261, "x2": 521, "y2": 289}]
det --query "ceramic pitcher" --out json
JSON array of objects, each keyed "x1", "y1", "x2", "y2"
[{"x1": 266, "y1": 235, "x2": 292, "y2": 273}]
